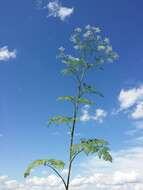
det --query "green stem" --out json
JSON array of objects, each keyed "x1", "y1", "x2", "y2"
[
  {"x1": 66, "y1": 68, "x2": 86, "y2": 190},
  {"x1": 47, "y1": 164, "x2": 67, "y2": 189}
]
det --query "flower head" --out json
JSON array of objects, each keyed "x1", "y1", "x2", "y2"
[
  {"x1": 59, "y1": 46, "x2": 65, "y2": 52},
  {"x1": 74, "y1": 27, "x2": 82, "y2": 33}
]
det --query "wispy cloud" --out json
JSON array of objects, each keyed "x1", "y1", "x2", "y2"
[
  {"x1": 80, "y1": 105, "x2": 107, "y2": 123},
  {"x1": 131, "y1": 101, "x2": 143, "y2": 119},
  {"x1": 0, "y1": 46, "x2": 16, "y2": 61},
  {"x1": 46, "y1": 0, "x2": 74, "y2": 21}
]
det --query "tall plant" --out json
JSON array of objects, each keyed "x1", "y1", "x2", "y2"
[{"x1": 24, "y1": 25, "x2": 118, "y2": 190}]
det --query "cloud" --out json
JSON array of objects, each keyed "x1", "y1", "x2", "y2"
[
  {"x1": 26, "y1": 175, "x2": 61, "y2": 187},
  {"x1": 0, "y1": 46, "x2": 16, "y2": 61},
  {"x1": 93, "y1": 109, "x2": 107, "y2": 123},
  {"x1": 1, "y1": 142, "x2": 143, "y2": 190},
  {"x1": 80, "y1": 105, "x2": 107, "y2": 123},
  {"x1": 80, "y1": 105, "x2": 91, "y2": 122},
  {"x1": 46, "y1": 0, "x2": 74, "y2": 21},
  {"x1": 113, "y1": 171, "x2": 139, "y2": 185},
  {"x1": 79, "y1": 145, "x2": 143, "y2": 190},
  {"x1": 118, "y1": 86, "x2": 143, "y2": 110},
  {"x1": 117, "y1": 85, "x2": 143, "y2": 122},
  {"x1": 131, "y1": 101, "x2": 143, "y2": 119}
]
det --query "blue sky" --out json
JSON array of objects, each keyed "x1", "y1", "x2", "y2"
[{"x1": 0, "y1": 0, "x2": 143, "y2": 190}]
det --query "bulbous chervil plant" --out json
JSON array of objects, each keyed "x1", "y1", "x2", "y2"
[{"x1": 24, "y1": 25, "x2": 118, "y2": 190}]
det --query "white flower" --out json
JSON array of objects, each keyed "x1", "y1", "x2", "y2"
[
  {"x1": 96, "y1": 35, "x2": 102, "y2": 41},
  {"x1": 74, "y1": 27, "x2": 82, "y2": 33},
  {"x1": 83, "y1": 31, "x2": 92, "y2": 38},
  {"x1": 104, "y1": 37, "x2": 110, "y2": 44},
  {"x1": 70, "y1": 34, "x2": 77, "y2": 43},
  {"x1": 85, "y1": 25, "x2": 91, "y2": 30},
  {"x1": 112, "y1": 53, "x2": 119, "y2": 59},
  {"x1": 68, "y1": 55, "x2": 79, "y2": 62},
  {"x1": 74, "y1": 45, "x2": 79, "y2": 50},
  {"x1": 93, "y1": 27, "x2": 101, "y2": 33},
  {"x1": 59, "y1": 46, "x2": 65, "y2": 52}
]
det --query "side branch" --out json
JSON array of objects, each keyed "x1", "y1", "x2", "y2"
[
  {"x1": 46, "y1": 164, "x2": 67, "y2": 189},
  {"x1": 71, "y1": 149, "x2": 84, "y2": 164}
]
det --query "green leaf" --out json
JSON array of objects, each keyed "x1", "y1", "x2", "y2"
[
  {"x1": 77, "y1": 98, "x2": 93, "y2": 105},
  {"x1": 72, "y1": 138, "x2": 112, "y2": 162},
  {"x1": 47, "y1": 116, "x2": 76, "y2": 126},
  {"x1": 82, "y1": 84, "x2": 104, "y2": 97},
  {"x1": 61, "y1": 68, "x2": 74, "y2": 75},
  {"x1": 81, "y1": 138, "x2": 109, "y2": 146},
  {"x1": 58, "y1": 96, "x2": 75, "y2": 102},
  {"x1": 58, "y1": 96, "x2": 93, "y2": 105},
  {"x1": 98, "y1": 147, "x2": 112, "y2": 162},
  {"x1": 24, "y1": 159, "x2": 65, "y2": 178}
]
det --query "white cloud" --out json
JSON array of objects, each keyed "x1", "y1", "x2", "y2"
[
  {"x1": 79, "y1": 145, "x2": 143, "y2": 190},
  {"x1": 113, "y1": 171, "x2": 139, "y2": 185},
  {"x1": 118, "y1": 86, "x2": 143, "y2": 110},
  {"x1": 80, "y1": 105, "x2": 107, "y2": 123},
  {"x1": 0, "y1": 46, "x2": 16, "y2": 61},
  {"x1": 117, "y1": 85, "x2": 143, "y2": 123},
  {"x1": 47, "y1": 0, "x2": 74, "y2": 21},
  {"x1": 92, "y1": 109, "x2": 107, "y2": 123},
  {"x1": 80, "y1": 105, "x2": 90, "y2": 122},
  {"x1": 1, "y1": 143, "x2": 143, "y2": 190},
  {"x1": 61, "y1": 169, "x2": 68, "y2": 176},
  {"x1": 26, "y1": 175, "x2": 60, "y2": 187},
  {"x1": 131, "y1": 101, "x2": 143, "y2": 119},
  {"x1": 5, "y1": 180, "x2": 20, "y2": 189}
]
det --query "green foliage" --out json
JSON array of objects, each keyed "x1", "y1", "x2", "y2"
[
  {"x1": 24, "y1": 25, "x2": 118, "y2": 190},
  {"x1": 58, "y1": 96, "x2": 93, "y2": 105},
  {"x1": 58, "y1": 96, "x2": 75, "y2": 102},
  {"x1": 77, "y1": 97, "x2": 93, "y2": 105},
  {"x1": 72, "y1": 138, "x2": 112, "y2": 162},
  {"x1": 48, "y1": 116, "x2": 76, "y2": 126},
  {"x1": 82, "y1": 83, "x2": 104, "y2": 97},
  {"x1": 24, "y1": 159, "x2": 65, "y2": 178}
]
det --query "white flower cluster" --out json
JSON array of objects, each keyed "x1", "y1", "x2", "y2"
[
  {"x1": 59, "y1": 46, "x2": 65, "y2": 52},
  {"x1": 59, "y1": 25, "x2": 118, "y2": 66},
  {"x1": 68, "y1": 55, "x2": 80, "y2": 62}
]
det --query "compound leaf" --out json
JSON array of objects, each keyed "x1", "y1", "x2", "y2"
[
  {"x1": 24, "y1": 159, "x2": 65, "y2": 178},
  {"x1": 58, "y1": 96, "x2": 75, "y2": 102},
  {"x1": 77, "y1": 98, "x2": 93, "y2": 105},
  {"x1": 82, "y1": 84, "x2": 104, "y2": 97},
  {"x1": 48, "y1": 116, "x2": 76, "y2": 126},
  {"x1": 72, "y1": 138, "x2": 112, "y2": 162}
]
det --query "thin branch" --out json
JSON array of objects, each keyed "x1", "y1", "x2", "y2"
[
  {"x1": 46, "y1": 164, "x2": 67, "y2": 189},
  {"x1": 71, "y1": 149, "x2": 84, "y2": 163}
]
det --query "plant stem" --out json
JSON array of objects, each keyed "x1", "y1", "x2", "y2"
[
  {"x1": 66, "y1": 68, "x2": 86, "y2": 190},
  {"x1": 47, "y1": 164, "x2": 67, "y2": 189}
]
